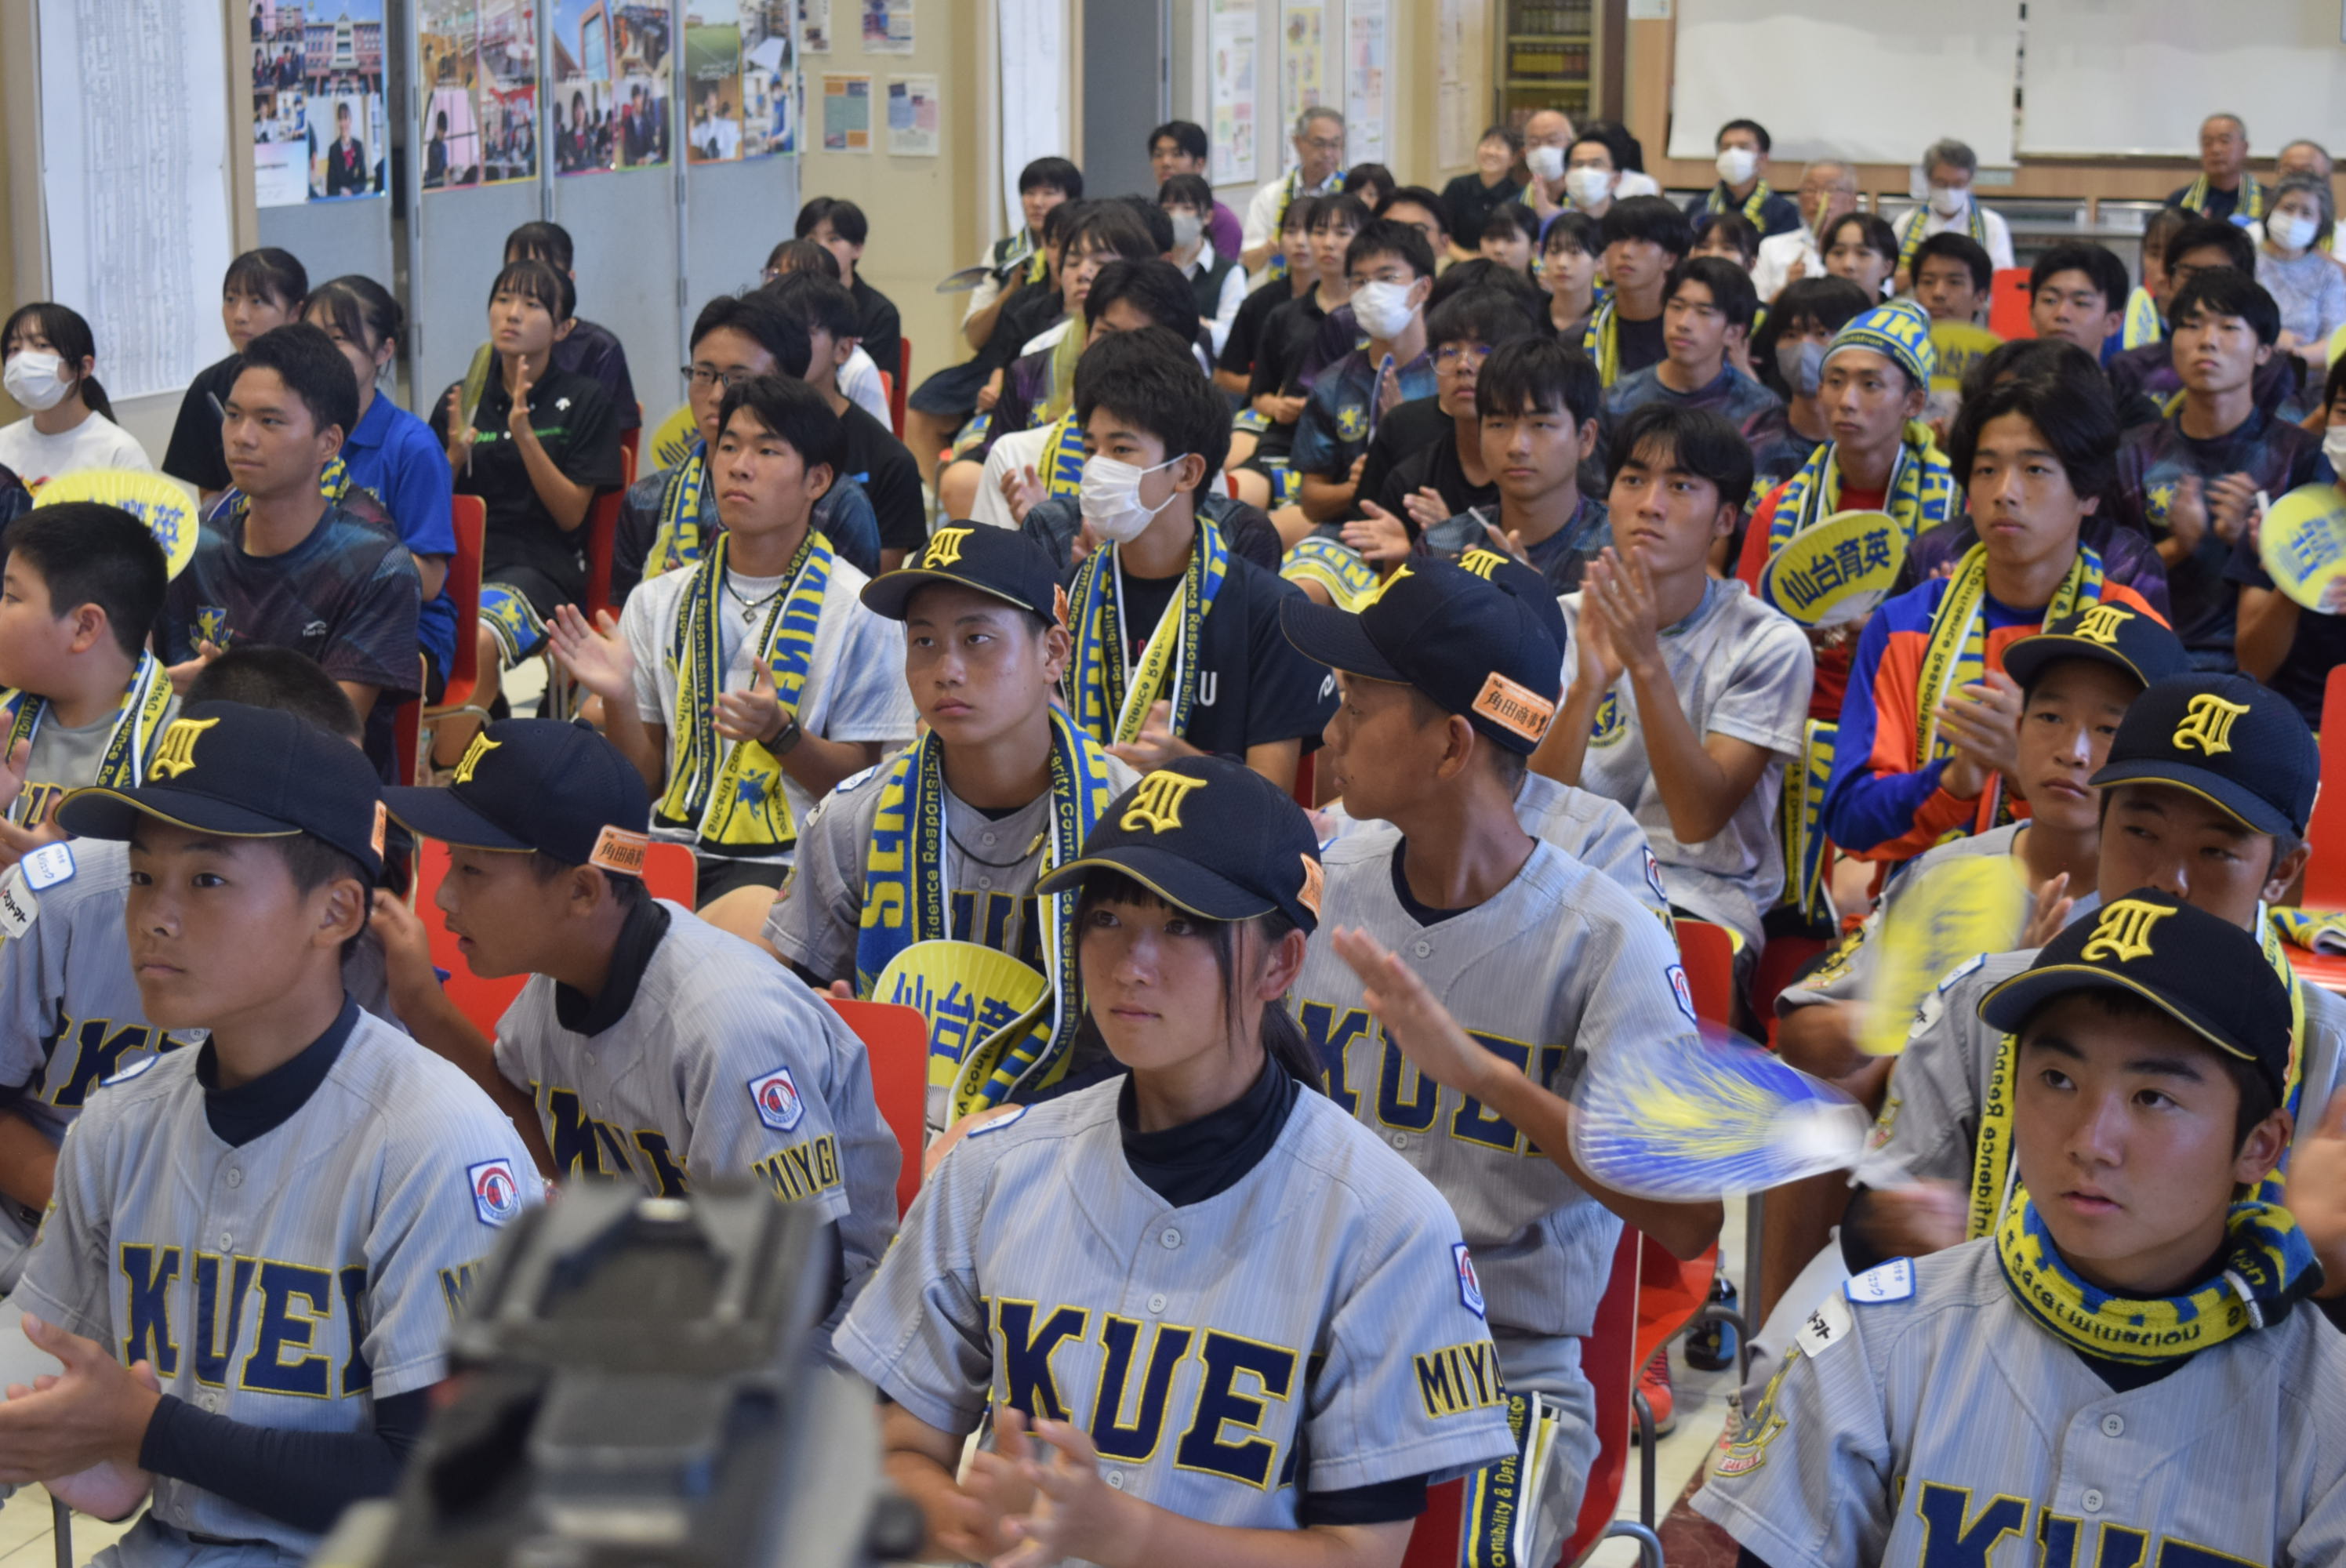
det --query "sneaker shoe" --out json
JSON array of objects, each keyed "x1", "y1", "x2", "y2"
[{"x1": 1635, "y1": 1352, "x2": 1676, "y2": 1439}]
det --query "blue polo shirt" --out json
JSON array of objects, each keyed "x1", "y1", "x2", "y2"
[{"x1": 340, "y1": 391, "x2": 458, "y2": 679}]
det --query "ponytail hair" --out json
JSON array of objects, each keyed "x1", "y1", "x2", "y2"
[
  {"x1": 2, "y1": 303, "x2": 111, "y2": 423},
  {"x1": 1073, "y1": 870, "x2": 1327, "y2": 1092}
]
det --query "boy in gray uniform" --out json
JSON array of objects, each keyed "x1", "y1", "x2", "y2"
[
  {"x1": 0, "y1": 648, "x2": 405, "y2": 1293},
  {"x1": 1848, "y1": 673, "x2": 2346, "y2": 1272},
  {"x1": 1281, "y1": 561, "x2": 1723, "y2": 1568},
  {"x1": 1698, "y1": 894, "x2": 2346, "y2": 1565},
  {"x1": 376, "y1": 718, "x2": 899, "y2": 1327},
  {"x1": 0, "y1": 702, "x2": 538, "y2": 1562}
]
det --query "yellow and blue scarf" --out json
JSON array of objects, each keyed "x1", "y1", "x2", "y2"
[
  {"x1": 1582, "y1": 286, "x2": 1620, "y2": 387},
  {"x1": 654, "y1": 528, "x2": 832, "y2": 853},
  {"x1": 1897, "y1": 200, "x2": 1988, "y2": 281},
  {"x1": 1037, "y1": 410, "x2": 1088, "y2": 501},
  {"x1": 1764, "y1": 419, "x2": 1956, "y2": 560},
  {"x1": 1914, "y1": 542, "x2": 2103, "y2": 774},
  {"x1": 0, "y1": 652, "x2": 175, "y2": 827},
  {"x1": 854, "y1": 710, "x2": 1118, "y2": 1109},
  {"x1": 1707, "y1": 180, "x2": 1777, "y2": 229},
  {"x1": 645, "y1": 441, "x2": 716, "y2": 582},
  {"x1": 2179, "y1": 172, "x2": 2264, "y2": 223},
  {"x1": 1064, "y1": 518, "x2": 1229, "y2": 747},
  {"x1": 2122, "y1": 285, "x2": 2165, "y2": 351},
  {"x1": 1280, "y1": 535, "x2": 1382, "y2": 612}
]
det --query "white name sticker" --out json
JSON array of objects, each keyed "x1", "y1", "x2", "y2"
[
  {"x1": 20, "y1": 842, "x2": 74, "y2": 891},
  {"x1": 1846, "y1": 1258, "x2": 1916, "y2": 1305},
  {"x1": 0, "y1": 866, "x2": 39, "y2": 939},
  {"x1": 1795, "y1": 1291, "x2": 1855, "y2": 1359}
]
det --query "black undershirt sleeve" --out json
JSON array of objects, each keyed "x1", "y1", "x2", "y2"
[
  {"x1": 1839, "y1": 1187, "x2": 1891, "y2": 1276},
  {"x1": 1736, "y1": 1549, "x2": 1774, "y2": 1568},
  {"x1": 139, "y1": 1386, "x2": 434, "y2": 1534},
  {"x1": 1298, "y1": 1474, "x2": 1430, "y2": 1526}
]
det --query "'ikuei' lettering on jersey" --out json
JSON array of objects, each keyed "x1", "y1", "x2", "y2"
[
  {"x1": 1911, "y1": 1488, "x2": 2246, "y2": 1568},
  {"x1": 1916, "y1": 1483, "x2": 2027, "y2": 1566},
  {"x1": 991, "y1": 1302, "x2": 1301, "y2": 1490},
  {"x1": 1298, "y1": 1004, "x2": 1563, "y2": 1155},
  {"x1": 2038, "y1": 1515, "x2": 2150, "y2": 1568},
  {"x1": 116, "y1": 1245, "x2": 374, "y2": 1398},
  {"x1": 751, "y1": 1134, "x2": 841, "y2": 1203},
  {"x1": 1413, "y1": 1339, "x2": 1506, "y2": 1419},
  {"x1": 51, "y1": 1017, "x2": 178, "y2": 1109},
  {"x1": 533, "y1": 1083, "x2": 695, "y2": 1195}
]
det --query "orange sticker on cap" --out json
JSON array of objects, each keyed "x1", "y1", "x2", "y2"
[
  {"x1": 1298, "y1": 854, "x2": 1324, "y2": 918},
  {"x1": 371, "y1": 801, "x2": 388, "y2": 858},
  {"x1": 1471, "y1": 673, "x2": 1556, "y2": 742},
  {"x1": 590, "y1": 826, "x2": 650, "y2": 877}
]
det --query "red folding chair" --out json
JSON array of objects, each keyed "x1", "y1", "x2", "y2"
[
  {"x1": 892, "y1": 339, "x2": 912, "y2": 437},
  {"x1": 423, "y1": 495, "x2": 487, "y2": 729},
  {"x1": 1398, "y1": 1227, "x2": 1659, "y2": 1568},
  {"x1": 394, "y1": 692, "x2": 422, "y2": 787},
  {"x1": 827, "y1": 997, "x2": 928, "y2": 1216},
  {"x1": 1988, "y1": 267, "x2": 2035, "y2": 339},
  {"x1": 641, "y1": 840, "x2": 698, "y2": 906},
  {"x1": 2282, "y1": 666, "x2": 2346, "y2": 991},
  {"x1": 1672, "y1": 917, "x2": 1737, "y2": 1029}
]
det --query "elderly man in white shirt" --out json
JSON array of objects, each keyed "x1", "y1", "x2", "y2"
[
  {"x1": 1240, "y1": 107, "x2": 1346, "y2": 280},
  {"x1": 1752, "y1": 159, "x2": 1857, "y2": 303},
  {"x1": 1890, "y1": 137, "x2": 2015, "y2": 290}
]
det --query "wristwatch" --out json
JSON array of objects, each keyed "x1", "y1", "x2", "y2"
[{"x1": 764, "y1": 713, "x2": 803, "y2": 755}]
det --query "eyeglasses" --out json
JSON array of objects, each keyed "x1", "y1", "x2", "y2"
[
  {"x1": 1300, "y1": 135, "x2": 1344, "y2": 153},
  {"x1": 1434, "y1": 343, "x2": 1491, "y2": 368},
  {"x1": 686, "y1": 365, "x2": 757, "y2": 391}
]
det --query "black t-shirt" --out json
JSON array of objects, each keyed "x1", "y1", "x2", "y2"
[
  {"x1": 1376, "y1": 404, "x2": 1496, "y2": 528},
  {"x1": 1089, "y1": 545, "x2": 1337, "y2": 758},
  {"x1": 834, "y1": 401, "x2": 924, "y2": 553},
  {"x1": 1440, "y1": 172, "x2": 1527, "y2": 251},
  {"x1": 1219, "y1": 278, "x2": 1297, "y2": 379},
  {"x1": 1355, "y1": 396, "x2": 1451, "y2": 526},
  {"x1": 430, "y1": 367, "x2": 626, "y2": 600},
  {"x1": 1251, "y1": 293, "x2": 1331, "y2": 401},
  {"x1": 1615, "y1": 311, "x2": 1667, "y2": 379},
  {"x1": 852, "y1": 276, "x2": 904, "y2": 390},
  {"x1": 161, "y1": 355, "x2": 243, "y2": 493}
]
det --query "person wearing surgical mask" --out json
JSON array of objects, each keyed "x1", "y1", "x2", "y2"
[
  {"x1": 1287, "y1": 220, "x2": 1440, "y2": 536},
  {"x1": 1747, "y1": 276, "x2": 1873, "y2": 499},
  {"x1": 1889, "y1": 138, "x2": 2016, "y2": 295},
  {"x1": 1560, "y1": 133, "x2": 1620, "y2": 222},
  {"x1": 1060, "y1": 328, "x2": 1335, "y2": 790},
  {"x1": 1684, "y1": 119, "x2": 1800, "y2": 241},
  {"x1": 0, "y1": 303, "x2": 153, "y2": 492},
  {"x1": 2253, "y1": 175, "x2": 2346, "y2": 377},
  {"x1": 1160, "y1": 174, "x2": 1247, "y2": 359},
  {"x1": 1516, "y1": 107, "x2": 1577, "y2": 223},
  {"x1": 2233, "y1": 353, "x2": 2346, "y2": 726}
]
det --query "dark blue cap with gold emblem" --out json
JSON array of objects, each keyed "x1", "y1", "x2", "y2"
[
  {"x1": 56, "y1": 701, "x2": 387, "y2": 881},
  {"x1": 2090, "y1": 673, "x2": 2317, "y2": 839},
  {"x1": 383, "y1": 718, "x2": 653, "y2": 874},
  {"x1": 1978, "y1": 887, "x2": 2293, "y2": 1100},
  {"x1": 1037, "y1": 754, "x2": 1324, "y2": 932},
  {"x1": 2000, "y1": 603, "x2": 2189, "y2": 696},
  {"x1": 859, "y1": 520, "x2": 1065, "y2": 625}
]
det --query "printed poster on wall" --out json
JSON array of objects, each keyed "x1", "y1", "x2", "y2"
[
  {"x1": 686, "y1": 0, "x2": 799, "y2": 161},
  {"x1": 421, "y1": 0, "x2": 539, "y2": 191},
  {"x1": 1343, "y1": 0, "x2": 1385, "y2": 164},
  {"x1": 885, "y1": 72, "x2": 938, "y2": 155},
  {"x1": 1278, "y1": 0, "x2": 1325, "y2": 151},
  {"x1": 249, "y1": 0, "x2": 389, "y2": 205},
  {"x1": 552, "y1": 0, "x2": 670, "y2": 174},
  {"x1": 1209, "y1": 0, "x2": 1257, "y2": 187},
  {"x1": 861, "y1": 0, "x2": 913, "y2": 53},
  {"x1": 821, "y1": 71, "x2": 871, "y2": 151},
  {"x1": 802, "y1": 0, "x2": 833, "y2": 52}
]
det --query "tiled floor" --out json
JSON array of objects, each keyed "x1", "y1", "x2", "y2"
[{"x1": 0, "y1": 1304, "x2": 139, "y2": 1566}]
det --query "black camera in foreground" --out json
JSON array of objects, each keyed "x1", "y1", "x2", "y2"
[{"x1": 312, "y1": 1183, "x2": 921, "y2": 1568}]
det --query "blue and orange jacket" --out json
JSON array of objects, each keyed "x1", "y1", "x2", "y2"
[{"x1": 1821, "y1": 569, "x2": 2165, "y2": 864}]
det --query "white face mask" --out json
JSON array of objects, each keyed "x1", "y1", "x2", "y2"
[
  {"x1": 2324, "y1": 426, "x2": 2346, "y2": 470},
  {"x1": 1351, "y1": 278, "x2": 1419, "y2": 341},
  {"x1": 2, "y1": 351, "x2": 70, "y2": 412},
  {"x1": 1526, "y1": 144, "x2": 1567, "y2": 184},
  {"x1": 1565, "y1": 166, "x2": 1613, "y2": 209},
  {"x1": 1081, "y1": 452, "x2": 1186, "y2": 543},
  {"x1": 1927, "y1": 183, "x2": 1967, "y2": 218},
  {"x1": 2272, "y1": 212, "x2": 2320, "y2": 252},
  {"x1": 1775, "y1": 339, "x2": 1825, "y2": 400},
  {"x1": 1716, "y1": 146, "x2": 1760, "y2": 187},
  {"x1": 1169, "y1": 211, "x2": 1204, "y2": 250}
]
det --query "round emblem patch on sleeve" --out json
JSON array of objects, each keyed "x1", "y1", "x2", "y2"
[{"x1": 749, "y1": 1065, "x2": 807, "y2": 1133}]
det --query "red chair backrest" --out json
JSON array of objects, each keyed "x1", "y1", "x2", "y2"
[
  {"x1": 438, "y1": 495, "x2": 486, "y2": 706},
  {"x1": 827, "y1": 997, "x2": 928, "y2": 1216},
  {"x1": 2301, "y1": 664, "x2": 2346, "y2": 910},
  {"x1": 892, "y1": 339, "x2": 912, "y2": 437},
  {"x1": 879, "y1": 371, "x2": 900, "y2": 438},
  {"x1": 394, "y1": 694, "x2": 421, "y2": 787},
  {"x1": 1988, "y1": 267, "x2": 2036, "y2": 339},
  {"x1": 582, "y1": 489, "x2": 623, "y2": 622},
  {"x1": 1673, "y1": 917, "x2": 1738, "y2": 1029},
  {"x1": 642, "y1": 840, "x2": 698, "y2": 907}
]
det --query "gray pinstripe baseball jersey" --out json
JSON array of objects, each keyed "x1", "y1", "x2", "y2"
[
  {"x1": 1692, "y1": 1243, "x2": 2346, "y2": 1565},
  {"x1": 13, "y1": 1005, "x2": 538, "y2": 1559},
  {"x1": 1861, "y1": 942, "x2": 2346, "y2": 1189},
  {"x1": 490, "y1": 901, "x2": 899, "y2": 1314},
  {"x1": 1317, "y1": 773, "x2": 1672, "y2": 926},
  {"x1": 836, "y1": 1076, "x2": 1516, "y2": 1539},
  {"x1": 0, "y1": 840, "x2": 396, "y2": 1290}
]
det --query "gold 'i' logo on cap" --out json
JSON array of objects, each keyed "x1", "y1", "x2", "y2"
[
  {"x1": 2079, "y1": 898, "x2": 2177, "y2": 965},
  {"x1": 2070, "y1": 604, "x2": 2136, "y2": 646},
  {"x1": 1456, "y1": 549, "x2": 1508, "y2": 582},
  {"x1": 147, "y1": 717, "x2": 219, "y2": 780},
  {"x1": 924, "y1": 526, "x2": 974, "y2": 568},
  {"x1": 2171, "y1": 692, "x2": 2251, "y2": 756},
  {"x1": 452, "y1": 735, "x2": 501, "y2": 786},
  {"x1": 1120, "y1": 771, "x2": 1208, "y2": 834}
]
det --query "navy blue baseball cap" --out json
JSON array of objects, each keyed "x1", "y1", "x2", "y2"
[
  {"x1": 1037, "y1": 755, "x2": 1325, "y2": 933},
  {"x1": 860, "y1": 521, "x2": 1065, "y2": 625},
  {"x1": 57, "y1": 701, "x2": 387, "y2": 881},
  {"x1": 383, "y1": 719, "x2": 654, "y2": 875},
  {"x1": 1281, "y1": 559, "x2": 1563, "y2": 755},
  {"x1": 2090, "y1": 673, "x2": 2317, "y2": 839},
  {"x1": 2001, "y1": 604, "x2": 2189, "y2": 696}
]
